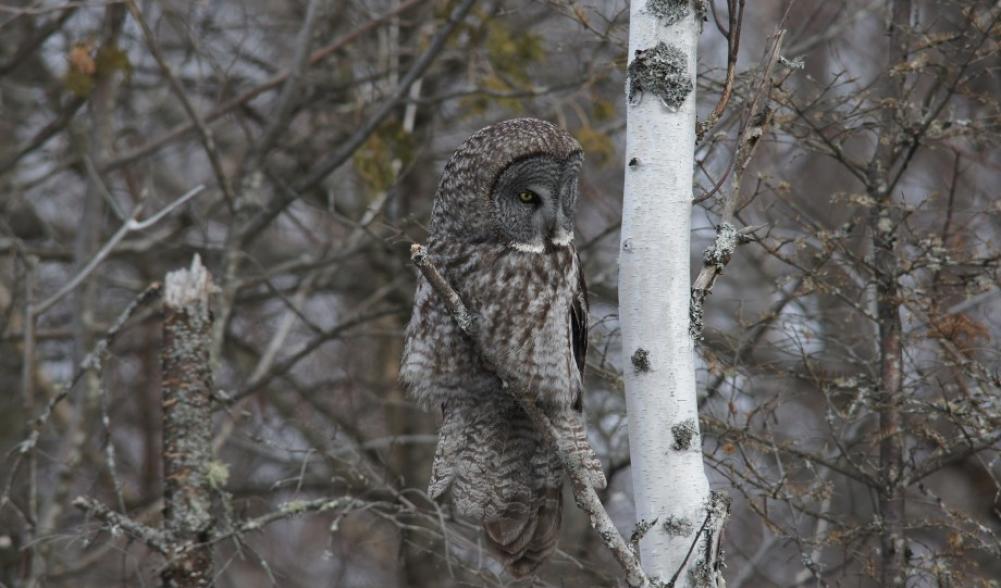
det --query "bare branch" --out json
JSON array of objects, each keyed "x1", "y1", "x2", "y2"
[
  {"x1": 245, "y1": 0, "x2": 477, "y2": 239},
  {"x1": 30, "y1": 184, "x2": 204, "y2": 317},
  {"x1": 72, "y1": 495, "x2": 171, "y2": 554},
  {"x1": 697, "y1": 0, "x2": 744, "y2": 141},
  {"x1": 125, "y1": 0, "x2": 235, "y2": 206}
]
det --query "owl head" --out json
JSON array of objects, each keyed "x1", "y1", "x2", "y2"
[{"x1": 429, "y1": 118, "x2": 584, "y2": 253}]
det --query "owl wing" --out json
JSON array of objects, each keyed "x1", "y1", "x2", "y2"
[
  {"x1": 558, "y1": 250, "x2": 606, "y2": 490},
  {"x1": 570, "y1": 251, "x2": 588, "y2": 412}
]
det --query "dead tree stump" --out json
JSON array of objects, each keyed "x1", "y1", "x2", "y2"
[{"x1": 161, "y1": 255, "x2": 216, "y2": 587}]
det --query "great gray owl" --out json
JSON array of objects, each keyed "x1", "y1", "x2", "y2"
[{"x1": 401, "y1": 118, "x2": 607, "y2": 577}]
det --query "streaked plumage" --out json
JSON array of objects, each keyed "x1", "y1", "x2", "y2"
[{"x1": 401, "y1": 118, "x2": 606, "y2": 577}]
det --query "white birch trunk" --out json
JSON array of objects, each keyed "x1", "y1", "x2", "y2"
[{"x1": 619, "y1": 2, "x2": 726, "y2": 585}]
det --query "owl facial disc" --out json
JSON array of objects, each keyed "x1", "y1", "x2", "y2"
[
  {"x1": 491, "y1": 154, "x2": 581, "y2": 253},
  {"x1": 427, "y1": 118, "x2": 584, "y2": 254}
]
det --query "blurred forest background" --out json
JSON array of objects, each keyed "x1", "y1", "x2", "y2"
[{"x1": 1, "y1": 0, "x2": 1000, "y2": 586}]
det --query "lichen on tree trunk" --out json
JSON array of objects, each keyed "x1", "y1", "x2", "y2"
[{"x1": 161, "y1": 255, "x2": 216, "y2": 587}]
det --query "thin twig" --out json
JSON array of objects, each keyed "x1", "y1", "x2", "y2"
[
  {"x1": 246, "y1": 0, "x2": 327, "y2": 168},
  {"x1": 125, "y1": 0, "x2": 236, "y2": 206},
  {"x1": 697, "y1": 0, "x2": 745, "y2": 141},
  {"x1": 98, "y1": 378, "x2": 127, "y2": 513},
  {"x1": 2, "y1": 283, "x2": 163, "y2": 515},
  {"x1": 210, "y1": 497, "x2": 355, "y2": 545},
  {"x1": 0, "y1": 5, "x2": 78, "y2": 75},
  {"x1": 90, "y1": 0, "x2": 424, "y2": 178},
  {"x1": 30, "y1": 185, "x2": 203, "y2": 317},
  {"x1": 72, "y1": 495, "x2": 171, "y2": 554},
  {"x1": 0, "y1": 96, "x2": 86, "y2": 175},
  {"x1": 690, "y1": 30, "x2": 785, "y2": 340},
  {"x1": 241, "y1": 0, "x2": 476, "y2": 242}
]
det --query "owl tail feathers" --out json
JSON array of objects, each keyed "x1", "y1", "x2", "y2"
[
  {"x1": 484, "y1": 486, "x2": 563, "y2": 578},
  {"x1": 428, "y1": 409, "x2": 606, "y2": 500}
]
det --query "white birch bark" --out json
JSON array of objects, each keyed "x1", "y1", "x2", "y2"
[{"x1": 619, "y1": 1, "x2": 726, "y2": 585}]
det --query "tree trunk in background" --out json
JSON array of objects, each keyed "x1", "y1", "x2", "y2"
[
  {"x1": 161, "y1": 256, "x2": 216, "y2": 587},
  {"x1": 28, "y1": 8, "x2": 126, "y2": 583},
  {"x1": 872, "y1": 1, "x2": 911, "y2": 585},
  {"x1": 619, "y1": 1, "x2": 725, "y2": 585}
]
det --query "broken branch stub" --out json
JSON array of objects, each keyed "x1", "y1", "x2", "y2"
[
  {"x1": 162, "y1": 254, "x2": 217, "y2": 588},
  {"x1": 690, "y1": 223, "x2": 739, "y2": 340}
]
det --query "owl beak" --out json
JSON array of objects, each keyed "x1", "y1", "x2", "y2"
[
  {"x1": 544, "y1": 211, "x2": 557, "y2": 238},
  {"x1": 547, "y1": 208, "x2": 573, "y2": 246},
  {"x1": 540, "y1": 199, "x2": 557, "y2": 236}
]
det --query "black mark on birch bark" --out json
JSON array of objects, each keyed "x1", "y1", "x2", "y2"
[
  {"x1": 627, "y1": 42, "x2": 692, "y2": 110},
  {"x1": 646, "y1": 0, "x2": 689, "y2": 25},
  {"x1": 631, "y1": 348, "x2": 651, "y2": 373},
  {"x1": 689, "y1": 297, "x2": 705, "y2": 341},
  {"x1": 663, "y1": 514, "x2": 694, "y2": 536},
  {"x1": 671, "y1": 418, "x2": 698, "y2": 450}
]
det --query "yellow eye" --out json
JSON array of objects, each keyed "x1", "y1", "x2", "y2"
[{"x1": 518, "y1": 190, "x2": 538, "y2": 204}]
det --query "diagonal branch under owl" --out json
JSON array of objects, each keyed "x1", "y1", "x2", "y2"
[{"x1": 410, "y1": 243, "x2": 650, "y2": 588}]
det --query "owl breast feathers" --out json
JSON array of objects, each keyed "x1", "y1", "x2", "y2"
[{"x1": 400, "y1": 118, "x2": 606, "y2": 578}]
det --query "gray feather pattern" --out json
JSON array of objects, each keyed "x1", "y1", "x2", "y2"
[{"x1": 401, "y1": 119, "x2": 605, "y2": 577}]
